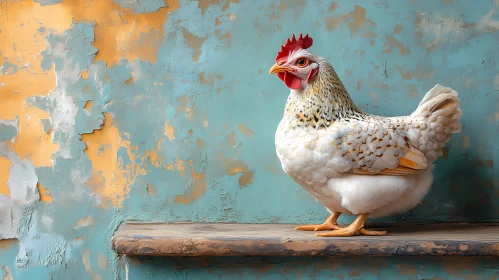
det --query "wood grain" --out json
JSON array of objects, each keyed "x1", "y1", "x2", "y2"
[{"x1": 112, "y1": 222, "x2": 499, "y2": 257}]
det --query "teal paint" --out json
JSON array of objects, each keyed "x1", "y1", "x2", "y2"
[
  {"x1": 0, "y1": 0, "x2": 498, "y2": 279},
  {"x1": 0, "y1": 122, "x2": 17, "y2": 142},
  {"x1": 128, "y1": 256, "x2": 499, "y2": 279},
  {"x1": 33, "y1": 0, "x2": 62, "y2": 6},
  {"x1": 113, "y1": 0, "x2": 167, "y2": 13}
]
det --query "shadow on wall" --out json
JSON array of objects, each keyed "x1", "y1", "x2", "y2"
[{"x1": 127, "y1": 256, "x2": 499, "y2": 279}]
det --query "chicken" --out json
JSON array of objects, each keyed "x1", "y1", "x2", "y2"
[{"x1": 270, "y1": 34, "x2": 462, "y2": 237}]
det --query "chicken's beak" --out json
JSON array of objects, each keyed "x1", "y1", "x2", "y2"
[{"x1": 269, "y1": 63, "x2": 292, "y2": 74}]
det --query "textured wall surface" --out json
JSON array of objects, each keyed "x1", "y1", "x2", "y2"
[{"x1": 0, "y1": 0, "x2": 498, "y2": 279}]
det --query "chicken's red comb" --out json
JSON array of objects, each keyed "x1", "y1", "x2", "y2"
[{"x1": 275, "y1": 33, "x2": 313, "y2": 62}]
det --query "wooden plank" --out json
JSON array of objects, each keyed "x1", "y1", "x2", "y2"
[{"x1": 112, "y1": 222, "x2": 499, "y2": 257}]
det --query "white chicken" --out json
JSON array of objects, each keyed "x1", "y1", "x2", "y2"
[{"x1": 270, "y1": 34, "x2": 462, "y2": 237}]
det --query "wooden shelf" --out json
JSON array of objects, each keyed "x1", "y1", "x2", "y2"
[{"x1": 112, "y1": 222, "x2": 499, "y2": 257}]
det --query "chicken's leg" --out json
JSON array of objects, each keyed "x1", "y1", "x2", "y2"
[
  {"x1": 315, "y1": 214, "x2": 386, "y2": 237},
  {"x1": 295, "y1": 212, "x2": 341, "y2": 231}
]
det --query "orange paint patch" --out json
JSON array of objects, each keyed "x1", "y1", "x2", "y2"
[
  {"x1": 146, "y1": 184, "x2": 158, "y2": 197},
  {"x1": 329, "y1": 2, "x2": 338, "y2": 11},
  {"x1": 83, "y1": 101, "x2": 93, "y2": 110},
  {"x1": 0, "y1": 239, "x2": 17, "y2": 251},
  {"x1": 384, "y1": 36, "x2": 411, "y2": 56},
  {"x1": 0, "y1": 67, "x2": 56, "y2": 120},
  {"x1": 61, "y1": 0, "x2": 180, "y2": 66},
  {"x1": 11, "y1": 107, "x2": 59, "y2": 167},
  {"x1": 81, "y1": 113, "x2": 145, "y2": 208},
  {"x1": 0, "y1": 1, "x2": 72, "y2": 73},
  {"x1": 144, "y1": 139, "x2": 166, "y2": 168},
  {"x1": 476, "y1": 159, "x2": 494, "y2": 168},
  {"x1": 0, "y1": 1, "x2": 68, "y2": 168},
  {"x1": 227, "y1": 159, "x2": 248, "y2": 175},
  {"x1": 395, "y1": 65, "x2": 413, "y2": 80},
  {"x1": 199, "y1": 72, "x2": 215, "y2": 86},
  {"x1": 226, "y1": 131, "x2": 237, "y2": 148},
  {"x1": 238, "y1": 171, "x2": 254, "y2": 187},
  {"x1": 174, "y1": 166, "x2": 207, "y2": 204},
  {"x1": 74, "y1": 215, "x2": 96, "y2": 229},
  {"x1": 80, "y1": 70, "x2": 89, "y2": 79},
  {"x1": 37, "y1": 183, "x2": 53, "y2": 204},
  {"x1": 238, "y1": 124, "x2": 254, "y2": 137},
  {"x1": 197, "y1": 138, "x2": 205, "y2": 148},
  {"x1": 0, "y1": 156, "x2": 12, "y2": 196},
  {"x1": 176, "y1": 95, "x2": 196, "y2": 120},
  {"x1": 218, "y1": 31, "x2": 232, "y2": 49},
  {"x1": 165, "y1": 159, "x2": 191, "y2": 176},
  {"x1": 326, "y1": 5, "x2": 376, "y2": 36},
  {"x1": 196, "y1": 0, "x2": 220, "y2": 13},
  {"x1": 394, "y1": 24, "x2": 404, "y2": 34},
  {"x1": 124, "y1": 76, "x2": 134, "y2": 85},
  {"x1": 182, "y1": 29, "x2": 207, "y2": 62},
  {"x1": 218, "y1": 155, "x2": 255, "y2": 187},
  {"x1": 222, "y1": 0, "x2": 240, "y2": 11},
  {"x1": 164, "y1": 121, "x2": 176, "y2": 140},
  {"x1": 175, "y1": 159, "x2": 187, "y2": 176},
  {"x1": 194, "y1": 0, "x2": 239, "y2": 13},
  {"x1": 356, "y1": 79, "x2": 363, "y2": 90}
]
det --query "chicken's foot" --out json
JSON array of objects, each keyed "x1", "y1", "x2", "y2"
[
  {"x1": 315, "y1": 214, "x2": 387, "y2": 237},
  {"x1": 295, "y1": 212, "x2": 341, "y2": 231}
]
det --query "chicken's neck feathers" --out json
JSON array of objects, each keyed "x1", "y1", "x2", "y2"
[{"x1": 283, "y1": 61, "x2": 366, "y2": 129}]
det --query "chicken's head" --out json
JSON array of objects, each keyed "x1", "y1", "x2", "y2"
[{"x1": 269, "y1": 33, "x2": 320, "y2": 90}]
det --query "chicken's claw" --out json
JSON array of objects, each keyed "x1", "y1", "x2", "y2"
[
  {"x1": 295, "y1": 223, "x2": 340, "y2": 231},
  {"x1": 314, "y1": 213, "x2": 387, "y2": 237},
  {"x1": 295, "y1": 212, "x2": 341, "y2": 231},
  {"x1": 359, "y1": 228, "x2": 387, "y2": 236}
]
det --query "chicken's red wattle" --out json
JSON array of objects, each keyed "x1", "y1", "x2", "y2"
[{"x1": 278, "y1": 72, "x2": 301, "y2": 90}]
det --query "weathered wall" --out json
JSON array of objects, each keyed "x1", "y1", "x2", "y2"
[{"x1": 0, "y1": 0, "x2": 498, "y2": 279}]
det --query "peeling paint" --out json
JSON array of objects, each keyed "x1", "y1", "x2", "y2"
[
  {"x1": 238, "y1": 171, "x2": 254, "y2": 187},
  {"x1": 74, "y1": 216, "x2": 96, "y2": 230},
  {"x1": 326, "y1": 5, "x2": 376, "y2": 36},
  {"x1": 0, "y1": 157, "x2": 11, "y2": 196},
  {"x1": 182, "y1": 29, "x2": 207, "y2": 62},
  {"x1": 81, "y1": 114, "x2": 145, "y2": 208},
  {"x1": 383, "y1": 36, "x2": 411, "y2": 56},
  {"x1": 238, "y1": 124, "x2": 255, "y2": 137},
  {"x1": 174, "y1": 165, "x2": 207, "y2": 204},
  {"x1": 164, "y1": 121, "x2": 176, "y2": 140},
  {"x1": 65, "y1": 0, "x2": 179, "y2": 66},
  {"x1": 37, "y1": 183, "x2": 52, "y2": 204},
  {"x1": 146, "y1": 184, "x2": 158, "y2": 197}
]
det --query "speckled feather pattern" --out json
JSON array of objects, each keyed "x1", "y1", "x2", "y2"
[{"x1": 275, "y1": 59, "x2": 461, "y2": 217}]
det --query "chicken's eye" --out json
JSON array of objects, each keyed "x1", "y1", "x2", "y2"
[{"x1": 296, "y1": 58, "x2": 308, "y2": 67}]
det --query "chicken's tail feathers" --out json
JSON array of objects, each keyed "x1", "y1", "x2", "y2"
[
  {"x1": 411, "y1": 84, "x2": 462, "y2": 134},
  {"x1": 410, "y1": 85, "x2": 462, "y2": 162}
]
